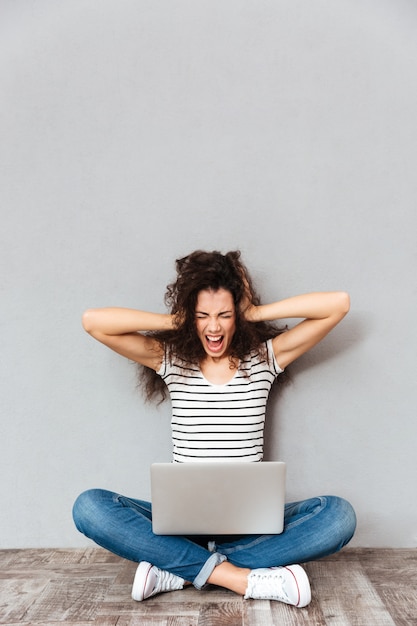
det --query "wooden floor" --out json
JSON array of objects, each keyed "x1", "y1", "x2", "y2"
[{"x1": 0, "y1": 548, "x2": 416, "y2": 625}]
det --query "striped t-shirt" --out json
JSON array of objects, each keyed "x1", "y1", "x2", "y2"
[{"x1": 157, "y1": 339, "x2": 283, "y2": 463}]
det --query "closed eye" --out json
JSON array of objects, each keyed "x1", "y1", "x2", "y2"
[{"x1": 195, "y1": 311, "x2": 234, "y2": 319}]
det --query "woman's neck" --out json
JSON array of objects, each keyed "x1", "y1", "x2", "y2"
[{"x1": 199, "y1": 355, "x2": 238, "y2": 385}]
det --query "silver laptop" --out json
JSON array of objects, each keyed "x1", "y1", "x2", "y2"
[{"x1": 151, "y1": 461, "x2": 286, "y2": 535}]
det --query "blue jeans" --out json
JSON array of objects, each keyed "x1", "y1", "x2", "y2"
[{"x1": 73, "y1": 489, "x2": 356, "y2": 590}]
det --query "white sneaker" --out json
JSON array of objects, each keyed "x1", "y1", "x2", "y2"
[
  {"x1": 131, "y1": 561, "x2": 185, "y2": 601},
  {"x1": 244, "y1": 564, "x2": 311, "y2": 608}
]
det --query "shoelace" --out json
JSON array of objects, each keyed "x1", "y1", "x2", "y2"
[
  {"x1": 248, "y1": 569, "x2": 290, "y2": 602},
  {"x1": 153, "y1": 568, "x2": 183, "y2": 595}
]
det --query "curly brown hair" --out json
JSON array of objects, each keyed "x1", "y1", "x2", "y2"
[{"x1": 138, "y1": 250, "x2": 286, "y2": 402}]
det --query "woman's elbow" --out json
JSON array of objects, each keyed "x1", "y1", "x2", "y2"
[
  {"x1": 82, "y1": 309, "x2": 96, "y2": 333},
  {"x1": 338, "y1": 291, "x2": 350, "y2": 316}
]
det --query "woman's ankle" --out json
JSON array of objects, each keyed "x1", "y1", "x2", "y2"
[{"x1": 207, "y1": 562, "x2": 251, "y2": 595}]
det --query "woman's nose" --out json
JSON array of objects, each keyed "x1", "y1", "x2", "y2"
[{"x1": 207, "y1": 316, "x2": 221, "y2": 331}]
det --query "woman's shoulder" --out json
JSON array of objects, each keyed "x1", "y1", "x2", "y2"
[
  {"x1": 240, "y1": 339, "x2": 283, "y2": 375},
  {"x1": 157, "y1": 347, "x2": 200, "y2": 379}
]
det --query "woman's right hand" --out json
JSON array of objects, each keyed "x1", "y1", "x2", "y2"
[{"x1": 239, "y1": 272, "x2": 261, "y2": 323}]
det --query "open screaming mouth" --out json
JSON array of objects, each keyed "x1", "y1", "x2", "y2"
[{"x1": 206, "y1": 335, "x2": 224, "y2": 351}]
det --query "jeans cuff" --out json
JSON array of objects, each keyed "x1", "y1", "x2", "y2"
[{"x1": 193, "y1": 552, "x2": 227, "y2": 590}]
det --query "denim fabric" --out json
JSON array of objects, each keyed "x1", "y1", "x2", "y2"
[{"x1": 72, "y1": 489, "x2": 356, "y2": 589}]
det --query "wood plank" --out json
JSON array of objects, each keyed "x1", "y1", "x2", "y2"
[
  {"x1": 115, "y1": 619, "x2": 169, "y2": 626},
  {"x1": 15, "y1": 623, "x2": 108, "y2": 626},
  {"x1": 112, "y1": 615, "x2": 199, "y2": 626},
  {"x1": 197, "y1": 600, "x2": 243, "y2": 626},
  {"x1": 0, "y1": 547, "x2": 122, "y2": 568},
  {"x1": 168, "y1": 618, "x2": 199, "y2": 626},
  {"x1": 244, "y1": 600, "x2": 276, "y2": 626},
  {"x1": 269, "y1": 599, "x2": 326, "y2": 626}
]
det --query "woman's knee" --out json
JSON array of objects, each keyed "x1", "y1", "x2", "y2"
[
  {"x1": 72, "y1": 488, "x2": 111, "y2": 535},
  {"x1": 326, "y1": 495, "x2": 357, "y2": 549}
]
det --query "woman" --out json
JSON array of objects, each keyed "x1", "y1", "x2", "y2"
[{"x1": 73, "y1": 250, "x2": 356, "y2": 608}]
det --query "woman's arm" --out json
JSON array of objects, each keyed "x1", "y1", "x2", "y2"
[
  {"x1": 82, "y1": 307, "x2": 175, "y2": 369},
  {"x1": 247, "y1": 292, "x2": 350, "y2": 369}
]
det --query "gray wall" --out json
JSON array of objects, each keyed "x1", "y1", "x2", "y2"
[{"x1": 1, "y1": 0, "x2": 416, "y2": 548}]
